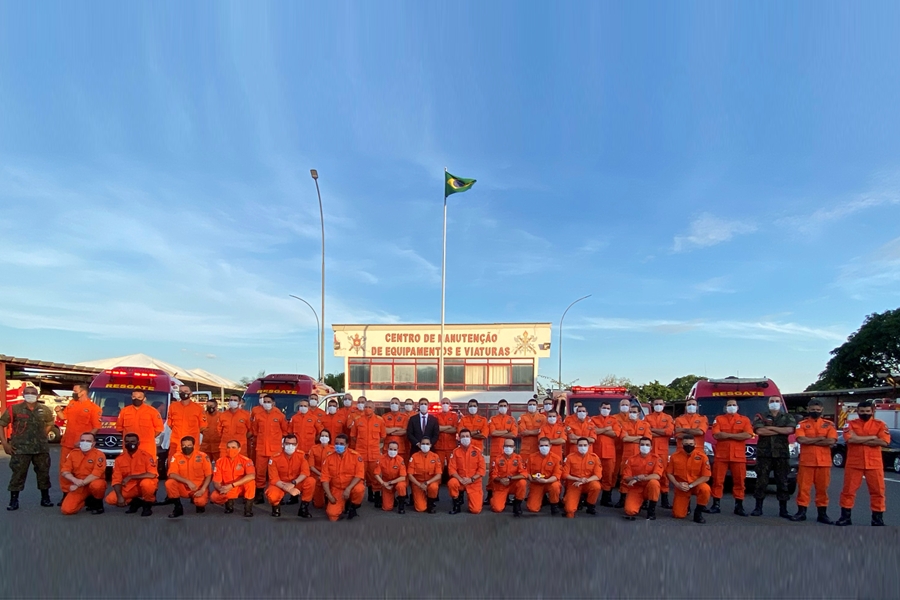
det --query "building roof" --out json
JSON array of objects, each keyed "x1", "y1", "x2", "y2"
[{"x1": 77, "y1": 353, "x2": 242, "y2": 390}]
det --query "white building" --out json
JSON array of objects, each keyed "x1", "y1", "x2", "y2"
[{"x1": 332, "y1": 322, "x2": 552, "y2": 404}]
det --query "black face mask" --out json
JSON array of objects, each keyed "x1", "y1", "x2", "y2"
[
  {"x1": 124, "y1": 442, "x2": 138, "y2": 453},
  {"x1": 207, "y1": 406, "x2": 217, "y2": 414},
  {"x1": 179, "y1": 392, "x2": 191, "y2": 400},
  {"x1": 131, "y1": 398, "x2": 143, "y2": 407},
  {"x1": 808, "y1": 412, "x2": 822, "y2": 419},
  {"x1": 859, "y1": 413, "x2": 872, "y2": 422},
  {"x1": 182, "y1": 446, "x2": 194, "y2": 455},
  {"x1": 683, "y1": 445, "x2": 695, "y2": 454}
]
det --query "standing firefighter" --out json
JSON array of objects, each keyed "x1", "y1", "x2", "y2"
[
  {"x1": 1, "y1": 386, "x2": 56, "y2": 510},
  {"x1": 751, "y1": 396, "x2": 796, "y2": 518}
]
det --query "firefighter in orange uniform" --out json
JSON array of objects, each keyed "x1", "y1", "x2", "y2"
[
  {"x1": 458, "y1": 399, "x2": 489, "y2": 453},
  {"x1": 307, "y1": 429, "x2": 334, "y2": 509},
  {"x1": 55, "y1": 384, "x2": 101, "y2": 505},
  {"x1": 612, "y1": 399, "x2": 633, "y2": 487},
  {"x1": 105, "y1": 433, "x2": 158, "y2": 516},
  {"x1": 621, "y1": 437, "x2": 665, "y2": 520},
  {"x1": 526, "y1": 437, "x2": 562, "y2": 515},
  {"x1": 666, "y1": 438, "x2": 711, "y2": 524},
  {"x1": 644, "y1": 398, "x2": 674, "y2": 509},
  {"x1": 374, "y1": 440, "x2": 408, "y2": 513},
  {"x1": 561, "y1": 437, "x2": 602, "y2": 518},
  {"x1": 199, "y1": 397, "x2": 222, "y2": 461},
  {"x1": 562, "y1": 401, "x2": 584, "y2": 456},
  {"x1": 320, "y1": 399, "x2": 347, "y2": 448},
  {"x1": 350, "y1": 399, "x2": 386, "y2": 506},
  {"x1": 59, "y1": 433, "x2": 107, "y2": 515},
  {"x1": 490, "y1": 439, "x2": 528, "y2": 516},
  {"x1": 167, "y1": 385, "x2": 207, "y2": 464},
  {"x1": 591, "y1": 401, "x2": 622, "y2": 507},
  {"x1": 407, "y1": 437, "x2": 442, "y2": 513},
  {"x1": 539, "y1": 410, "x2": 567, "y2": 459},
  {"x1": 250, "y1": 394, "x2": 288, "y2": 502},
  {"x1": 345, "y1": 395, "x2": 366, "y2": 436},
  {"x1": 307, "y1": 393, "x2": 325, "y2": 420},
  {"x1": 436, "y1": 398, "x2": 460, "y2": 470},
  {"x1": 486, "y1": 399, "x2": 518, "y2": 503},
  {"x1": 616, "y1": 404, "x2": 652, "y2": 508},
  {"x1": 448, "y1": 429, "x2": 486, "y2": 515},
  {"x1": 518, "y1": 398, "x2": 546, "y2": 460},
  {"x1": 674, "y1": 398, "x2": 709, "y2": 450},
  {"x1": 320, "y1": 433, "x2": 365, "y2": 521},
  {"x1": 290, "y1": 398, "x2": 323, "y2": 454},
  {"x1": 210, "y1": 439, "x2": 256, "y2": 516},
  {"x1": 164, "y1": 435, "x2": 212, "y2": 518},
  {"x1": 115, "y1": 391, "x2": 164, "y2": 459},
  {"x1": 790, "y1": 399, "x2": 837, "y2": 524},
  {"x1": 334, "y1": 393, "x2": 355, "y2": 437},
  {"x1": 709, "y1": 398, "x2": 755, "y2": 516},
  {"x1": 383, "y1": 397, "x2": 410, "y2": 460},
  {"x1": 265, "y1": 434, "x2": 315, "y2": 518},
  {"x1": 217, "y1": 396, "x2": 251, "y2": 458},
  {"x1": 837, "y1": 400, "x2": 890, "y2": 526}
]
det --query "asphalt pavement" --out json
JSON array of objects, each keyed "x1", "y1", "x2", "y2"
[{"x1": 1, "y1": 446, "x2": 898, "y2": 598}]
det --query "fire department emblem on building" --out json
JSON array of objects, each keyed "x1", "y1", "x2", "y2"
[{"x1": 514, "y1": 331, "x2": 537, "y2": 355}]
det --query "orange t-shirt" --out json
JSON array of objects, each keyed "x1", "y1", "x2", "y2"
[{"x1": 796, "y1": 417, "x2": 838, "y2": 467}]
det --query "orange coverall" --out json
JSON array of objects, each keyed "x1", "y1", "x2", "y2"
[
  {"x1": 489, "y1": 452, "x2": 528, "y2": 513},
  {"x1": 307, "y1": 443, "x2": 333, "y2": 508},
  {"x1": 345, "y1": 407, "x2": 364, "y2": 436},
  {"x1": 374, "y1": 453, "x2": 408, "y2": 511},
  {"x1": 164, "y1": 450, "x2": 212, "y2": 507},
  {"x1": 115, "y1": 404, "x2": 164, "y2": 458},
  {"x1": 249, "y1": 405, "x2": 265, "y2": 460},
  {"x1": 320, "y1": 449, "x2": 366, "y2": 521},
  {"x1": 710, "y1": 413, "x2": 754, "y2": 500},
  {"x1": 265, "y1": 452, "x2": 315, "y2": 505},
  {"x1": 487, "y1": 413, "x2": 518, "y2": 491},
  {"x1": 383, "y1": 411, "x2": 411, "y2": 458},
  {"x1": 618, "y1": 419, "x2": 653, "y2": 493},
  {"x1": 447, "y1": 444, "x2": 486, "y2": 514},
  {"x1": 105, "y1": 449, "x2": 158, "y2": 505},
  {"x1": 350, "y1": 411, "x2": 386, "y2": 493},
  {"x1": 666, "y1": 449, "x2": 711, "y2": 518},
  {"x1": 517, "y1": 411, "x2": 547, "y2": 459},
  {"x1": 621, "y1": 453, "x2": 665, "y2": 516},
  {"x1": 200, "y1": 410, "x2": 222, "y2": 461},
  {"x1": 565, "y1": 417, "x2": 595, "y2": 454},
  {"x1": 167, "y1": 400, "x2": 207, "y2": 455},
  {"x1": 290, "y1": 411, "x2": 324, "y2": 454},
  {"x1": 216, "y1": 408, "x2": 252, "y2": 456},
  {"x1": 334, "y1": 406, "x2": 353, "y2": 436},
  {"x1": 561, "y1": 451, "x2": 603, "y2": 518},
  {"x1": 458, "y1": 414, "x2": 489, "y2": 453},
  {"x1": 613, "y1": 411, "x2": 631, "y2": 482},
  {"x1": 210, "y1": 453, "x2": 256, "y2": 504},
  {"x1": 674, "y1": 413, "x2": 709, "y2": 450},
  {"x1": 795, "y1": 417, "x2": 838, "y2": 508},
  {"x1": 539, "y1": 420, "x2": 567, "y2": 459},
  {"x1": 590, "y1": 414, "x2": 621, "y2": 491},
  {"x1": 59, "y1": 448, "x2": 107, "y2": 515},
  {"x1": 644, "y1": 411, "x2": 674, "y2": 493},
  {"x1": 526, "y1": 452, "x2": 562, "y2": 513},
  {"x1": 408, "y1": 451, "x2": 442, "y2": 512},
  {"x1": 435, "y1": 410, "x2": 460, "y2": 467},
  {"x1": 58, "y1": 399, "x2": 102, "y2": 490},
  {"x1": 251, "y1": 408, "x2": 289, "y2": 488},
  {"x1": 320, "y1": 412, "x2": 347, "y2": 445},
  {"x1": 840, "y1": 418, "x2": 890, "y2": 512}
]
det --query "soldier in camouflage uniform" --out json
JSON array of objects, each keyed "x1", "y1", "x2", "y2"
[
  {"x1": 750, "y1": 396, "x2": 796, "y2": 518},
  {"x1": 0, "y1": 385, "x2": 56, "y2": 510}
]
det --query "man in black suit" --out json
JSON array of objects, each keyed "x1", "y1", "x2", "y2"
[{"x1": 407, "y1": 398, "x2": 440, "y2": 456}]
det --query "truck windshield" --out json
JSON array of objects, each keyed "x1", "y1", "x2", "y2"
[
  {"x1": 696, "y1": 397, "x2": 774, "y2": 421},
  {"x1": 90, "y1": 390, "x2": 170, "y2": 420},
  {"x1": 243, "y1": 393, "x2": 309, "y2": 420}
]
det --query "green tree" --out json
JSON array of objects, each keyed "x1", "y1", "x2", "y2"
[
  {"x1": 667, "y1": 375, "x2": 706, "y2": 399},
  {"x1": 324, "y1": 372, "x2": 345, "y2": 392},
  {"x1": 807, "y1": 308, "x2": 900, "y2": 391},
  {"x1": 238, "y1": 370, "x2": 266, "y2": 387},
  {"x1": 634, "y1": 380, "x2": 679, "y2": 403}
]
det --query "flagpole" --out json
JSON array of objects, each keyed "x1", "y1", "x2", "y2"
[{"x1": 439, "y1": 168, "x2": 448, "y2": 403}]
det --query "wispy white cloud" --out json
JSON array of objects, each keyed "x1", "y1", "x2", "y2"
[
  {"x1": 673, "y1": 213, "x2": 757, "y2": 252},
  {"x1": 579, "y1": 316, "x2": 846, "y2": 342},
  {"x1": 692, "y1": 276, "x2": 735, "y2": 295},
  {"x1": 835, "y1": 236, "x2": 900, "y2": 299}
]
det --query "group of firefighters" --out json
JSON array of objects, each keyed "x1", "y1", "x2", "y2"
[{"x1": 2, "y1": 384, "x2": 891, "y2": 526}]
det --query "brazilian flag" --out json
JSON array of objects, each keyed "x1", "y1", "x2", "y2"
[{"x1": 445, "y1": 171, "x2": 476, "y2": 197}]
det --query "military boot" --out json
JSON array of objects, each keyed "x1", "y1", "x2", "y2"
[
  {"x1": 693, "y1": 505, "x2": 706, "y2": 524},
  {"x1": 734, "y1": 499, "x2": 748, "y2": 517},
  {"x1": 872, "y1": 511, "x2": 885, "y2": 527},
  {"x1": 659, "y1": 492, "x2": 671, "y2": 510},
  {"x1": 7, "y1": 491, "x2": 19, "y2": 511},
  {"x1": 835, "y1": 508, "x2": 852, "y2": 526},
  {"x1": 224, "y1": 500, "x2": 235, "y2": 514},
  {"x1": 585, "y1": 503, "x2": 597, "y2": 516},
  {"x1": 790, "y1": 506, "x2": 807, "y2": 522},
  {"x1": 57, "y1": 492, "x2": 67, "y2": 507},
  {"x1": 750, "y1": 498, "x2": 764, "y2": 517},
  {"x1": 599, "y1": 490, "x2": 613, "y2": 507},
  {"x1": 347, "y1": 502, "x2": 360, "y2": 520},
  {"x1": 254, "y1": 490, "x2": 265, "y2": 505},
  {"x1": 298, "y1": 501, "x2": 311, "y2": 519},
  {"x1": 426, "y1": 498, "x2": 437, "y2": 514},
  {"x1": 483, "y1": 491, "x2": 493, "y2": 506},
  {"x1": 40, "y1": 490, "x2": 53, "y2": 507},
  {"x1": 374, "y1": 492, "x2": 383, "y2": 509},
  {"x1": 243, "y1": 498, "x2": 254, "y2": 517},
  {"x1": 816, "y1": 506, "x2": 833, "y2": 525},
  {"x1": 367, "y1": 488, "x2": 376, "y2": 503},
  {"x1": 168, "y1": 499, "x2": 184, "y2": 519},
  {"x1": 512, "y1": 499, "x2": 523, "y2": 517},
  {"x1": 397, "y1": 496, "x2": 406, "y2": 515},
  {"x1": 195, "y1": 505, "x2": 205, "y2": 514},
  {"x1": 140, "y1": 501, "x2": 153, "y2": 517},
  {"x1": 614, "y1": 493, "x2": 626, "y2": 509},
  {"x1": 126, "y1": 499, "x2": 142, "y2": 514},
  {"x1": 550, "y1": 502, "x2": 559, "y2": 516},
  {"x1": 646, "y1": 500, "x2": 657, "y2": 521},
  {"x1": 708, "y1": 498, "x2": 721, "y2": 514},
  {"x1": 778, "y1": 500, "x2": 791, "y2": 519},
  {"x1": 449, "y1": 497, "x2": 463, "y2": 515},
  {"x1": 271, "y1": 504, "x2": 281, "y2": 517}
]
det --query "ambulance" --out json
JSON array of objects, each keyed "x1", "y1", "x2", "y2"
[
  {"x1": 243, "y1": 374, "x2": 333, "y2": 420},
  {"x1": 563, "y1": 386, "x2": 642, "y2": 417}
]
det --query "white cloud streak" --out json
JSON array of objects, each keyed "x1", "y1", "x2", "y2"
[
  {"x1": 580, "y1": 316, "x2": 846, "y2": 342},
  {"x1": 673, "y1": 213, "x2": 757, "y2": 252}
]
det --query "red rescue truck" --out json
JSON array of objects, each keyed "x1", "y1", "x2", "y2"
[
  {"x1": 243, "y1": 374, "x2": 332, "y2": 420},
  {"x1": 564, "y1": 386, "x2": 641, "y2": 417}
]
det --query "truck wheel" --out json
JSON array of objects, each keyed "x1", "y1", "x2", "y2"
[
  {"x1": 832, "y1": 451, "x2": 845, "y2": 468},
  {"x1": 47, "y1": 426, "x2": 61, "y2": 444},
  {"x1": 894, "y1": 456, "x2": 900, "y2": 474}
]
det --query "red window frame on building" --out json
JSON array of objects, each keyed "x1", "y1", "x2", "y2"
[{"x1": 348, "y1": 358, "x2": 534, "y2": 392}]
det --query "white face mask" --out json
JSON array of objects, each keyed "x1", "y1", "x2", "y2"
[
  {"x1": 460, "y1": 437, "x2": 471, "y2": 447},
  {"x1": 639, "y1": 445, "x2": 651, "y2": 456},
  {"x1": 768, "y1": 402, "x2": 781, "y2": 412},
  {"x1": 442, "y1": 404, "x2": 451, "y2": 413},
  {"x1": 600, "y1": 408, "x2": 611, "y2": 417},
  {"x1": 620, "y1": 405, "x2": 630, "y2": 414},
  {"x1": 543, "y1": 404, "x2": 552, "y2": 412},
  {"x1": 228, "y1": 400, "x2": 239, "y2": 410},
  {"x1": 343, "y1": 399, "x2": 352, "y2": 408},
  {"x1": 468, "y1": 406, "x2": 477, "y2": 415},
  {"x1": 503, "y1": 446, "x2": 514, "y2": 456},
  {"x1": 299, "y1": 406, "x2": 309, "y2": 414},
  {"x1": 498, "y1": 406, "x2": 508, "y2": 415},
  {"x1": 539, "y1": 445, "x2": 550, "y2": 456},
  {"x1": 259, "y1": 398, "x2": 265, "y2": 406},
  {"x1": 390, "y1": 403, "x2": 399, "y2": 412},
  {"x1": 327, "y1": 406, "x2": 337, "y2": 415},
  {"x1": 263, "y1": 402, "x2": 273, "y2": 412},
  {"x1": 420, "y1": 444, "x2": 430, "y2": 453},
  {"x1": 548, "y1": 417, "x2": 557, "y2": 424},
  {"x1": 726, "y1": 405, "x2": 738, "y2": 414},
  {"x1": 405, "y1": 405, "x2": 414, "y2": 413},
  {"x1": 284, "y1": 444, "x2": 297, "y2": 455},
  {"x1": 577, "y1": 411, "x2": 587, "y2": 421},
  {"x1": 387, "y1": 449, "x2": 398, "y2": 458},
  {"x1": 79, "y1": 441, "x2": 93, "y2": 453},
  {"x1": 527, "y1": 405, "x2": 537, "y2": 414},
  {"x1": 320, "y1": 437, "x2": 330, "y2": 445},
  {"x1": 357, "y1": 403, "x2": 366, "y2": 411},
  {"x1": 686, "y1": 405, "x2": 698, "y2": 414},
  {"x1": 24, "y1": 394, "x2": 38, "y2": 404},
  {"x1": 577, "y1": 445, "x2": 588, "y2": 455},
  {"x1": 653, "y1": 405, "x2": 664, "y2": 413},
  {"x1": 628, "y1": 412, "x2": 638, "y2": 421},
  {"x1": 419, "y1": 405, "x2": 429, "y2": 414}
]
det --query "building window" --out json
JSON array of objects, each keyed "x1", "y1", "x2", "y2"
[{"x1": 348, "y1": 358, "x2": 534, "y2": 392}]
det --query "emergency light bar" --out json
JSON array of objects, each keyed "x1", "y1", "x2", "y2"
[
  {"x1": 104, "y1": 369, "x2": 162, "y2": 378},
  {"x1": 570, "y1": 386, "x2": 629, "y2": 394}
]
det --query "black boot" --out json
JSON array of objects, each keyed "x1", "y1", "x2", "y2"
[
  {"x1": 512, "y1": 499, "x2": 522, "y2": 517},
  {"x1": 89, "y1": 497, "x2": 105, "y2": 515},
  {"x1": 790, "y1": 506, "x2": 807, "y2": 522},
  {"x1": 659, "y1": 492, "x2": 671, "y2": 510},
  {"x1": 483, "y1": 491, "x2": 492, "y2": 506},
  {"x1": 426, "y1": 497, "x2": 437, "y2": 514},
  {"x1": 646, "y1": 500, "x2": 657, "y2": 520},
  {"x1": 126, "y1": 499, "x2": 142, "y2": 514},
  {"x1": 585, "y1": 502, "x2": 597, "y2": 515},
  {"x1": 196, "y1": 505, "x2": 205, "y2": 514},
  {"x1": 778, "y1": 500, "x2": 791, "y2": 519},
  {"x1": 298, "y1": 501, "x2": 311, "y2": 519},
  {"x1": 40, "y1": 490, "x2": 53, "y2": 507},
  {"x1": 168, "y1": 499, "x2": 184, "y2": 519},
  {"x1": 243, "y1": 499, "x2": 254, "y2": 517},
  {"x1": 224, "y1": 500, "x2": 235, "y2": 514},
  {"x1": 57, "y1": 492, "x2": 67, "y2": 507},
  {"x1": 872, "y1": 511, "x2": 885, "y2": 527},
  {"x1": 599, "y1": 490, "x2": 613, "y2": 507},
  {"x1": 374, "y1": 492, "x2": 382, "y2": 509},
  {"x1": 367, "y1": 488, "x2": 376, "y2": 503},
  {"x1": 816, "y1": 506, "x2": 833, "y2": 525},
  {"x1": 254, "y1": 490, "x2": 264, "y2": 505},
  {"x1": 693, "y1": 504, "x2": 706, "y2": 524},
  {"x1": 449, "y1": 497, "x2": 463, "y2": 515},
  {"x1": 347, "y1": 502, "x2": 360, "y2": 520},
  {"x1": 557, "y1": 501, "x2": 566, "y2": 516},
  {"x1": 734, "y1": 499, "x2": 748, "y2": 517},
  {"x1": 397, "y1": 496, "x2": 406, "y2": 515},
  {"x1": 614, "y1": 493, "x2": 626, "y2": 509},
  {"x1": 750, "y1": 498, "x2": 764, "y2": 517},
  {"x1": 708, "y1": 498, "x2": 721, "y2": 514},
  {"x1": 271, "y1": 505, "x2": 281, "y2": 517},
  {"x1": 835, "y1": 507, "x2": 852, "y2": 526},
  {"x1": 7, "y1": 491, "x2": 19, "y2": 511},
  {"x1": 140, "y1": 501, "x2": 153, "y2": 517}
]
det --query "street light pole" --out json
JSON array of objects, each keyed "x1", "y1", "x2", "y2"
[
  {"x1": 310, "y1": 169, "x2": 325, "y2": 383},
  {"x1": 558, "y1": 295, "x2": 591, "y2": 390},
  {"x1": 289, "y1": 295, "x2": 321, "y2": 381}
]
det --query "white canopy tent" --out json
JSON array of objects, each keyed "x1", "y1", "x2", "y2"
[{"x1": 77, "y1": 353, "x2": 243, "y2": 393}]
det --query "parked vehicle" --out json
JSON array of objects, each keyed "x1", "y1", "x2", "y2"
[{"x1": 831, "y1": 428, "x2": 900, "y2": 472}]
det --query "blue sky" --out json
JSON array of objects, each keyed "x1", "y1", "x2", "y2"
[{"x1": 1, "y1": 2, "x2": 899, "y2": 392}]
